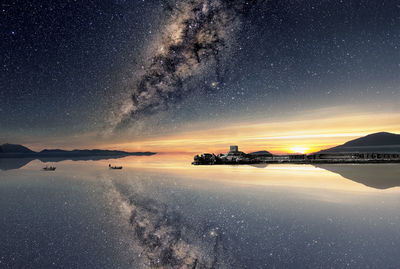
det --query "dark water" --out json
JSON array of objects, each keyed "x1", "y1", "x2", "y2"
[{"x1": 0, "y1": 157, "x2": 399, "y2": 268}]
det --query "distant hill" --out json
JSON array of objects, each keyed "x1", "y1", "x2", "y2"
[
  {"x1": 318, "y1": 132, "x2": 400, "y2": 153},
  {"x1": 38, "y1": 149, "x2": 156, "y2": 157},
  {"x1": 0, "y1": 143, "x2": 35, "y2": 154},
  {"x1": 249, "y1": 150, "x2": 273, "y2": 156},
  {"x1": 0, "y1": 144, "x2": 156, "y2": 158}
]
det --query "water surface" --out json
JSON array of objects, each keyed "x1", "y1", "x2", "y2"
[{"x1": 1, "y1": 155, "x2": 399, "y2": 268}]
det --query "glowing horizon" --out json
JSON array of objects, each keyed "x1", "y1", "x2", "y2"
[
  {"x1": 18, "y1": 107, "x2": 400, "y2": 154},
  {"x1": 101, "y1": 110, "x2": 400, "y2": 155}
]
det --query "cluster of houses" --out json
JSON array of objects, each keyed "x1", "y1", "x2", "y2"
[
  {"x1": 193, "y1": 145, "x2": 271, "y2": 165},
  {"x1": 192, "y1": 146, "x2": 400, "y2": 165}
]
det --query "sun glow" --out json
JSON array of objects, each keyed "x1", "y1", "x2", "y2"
[
  {"x1": 95, "y1": 109, "x2": 400, "y2": 155},
  {"x1": 289, "y1": 146, "x2": 310, "y2": 154}
]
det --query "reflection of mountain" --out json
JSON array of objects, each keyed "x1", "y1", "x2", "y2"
[
  {"x1": 0, "y1": 158, "x2": 34, "y2": 170},
  {"x1": 315, "y1": 164, "x2": 400, "y2": 189},
  {"x1": 248, "y1": 163, "x2": 269, "y2": 168},
  {"x1": 0, "y1": 156, "x2": 140, "y2": 171}
]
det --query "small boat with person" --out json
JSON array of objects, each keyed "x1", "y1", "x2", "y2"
[
  {"x1": 109, "y1": 164, "x2": 123, "y2": 170},
  {"x1": 42, "y1": 166, "x2": 56, "y2": 171}
]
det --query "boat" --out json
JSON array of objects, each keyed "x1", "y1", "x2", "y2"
[
  {"x1": 109, "y1": 164, "x2": 123, "y2": 170},
  {"x1": 42, "y1": 166, "x2": 56, "y2": 171}
]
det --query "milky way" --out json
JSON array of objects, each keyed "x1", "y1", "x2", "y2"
[
  {"x1": 113, "y1": 0, "x2": 263, "y2": 130},
  {"x1": 107, "y1": 179, "x2": 234, "y2": 268},
  {"x1": 4, "y1": 0, "x2": 400, "y2": 141}
]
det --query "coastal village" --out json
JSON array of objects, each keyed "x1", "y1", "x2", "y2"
[{"x1": 192, "y1": 145, "x2": 400, "y2": 165}]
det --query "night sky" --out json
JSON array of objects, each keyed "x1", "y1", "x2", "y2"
[{"x1": 1, "y1": 0, "x2": 399, "y2": 150}]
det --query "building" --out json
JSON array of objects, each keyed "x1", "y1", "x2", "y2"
[
  {"x1": 230, "y1": 145, "x2": 239, "y2": 153},
  {"x1": 192, "y1": 153, "x2": 218, "y2": 165},
  {"x1": 223, "y1": 146, "x2": 247, "y2": 162}
]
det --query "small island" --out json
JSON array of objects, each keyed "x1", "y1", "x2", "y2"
[{"x1": 192, "y1": 132, "x2": 400, "y2": 165}]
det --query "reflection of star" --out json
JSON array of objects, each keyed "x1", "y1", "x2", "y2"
[{"x1": 210, "y1": 229, "x2": 217, "y2": 237}]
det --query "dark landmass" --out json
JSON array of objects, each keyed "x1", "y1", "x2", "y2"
[
  {"x1": 193, "y1": 132, "x2": 400, "y2": 165},
  {"x1": 36, "y1": 149, "x2": 156, "y2": 157},
  {"x1": 0, "y1": 143, "x2": 156, "y2": 159},
  {"x1": 0, "y1": 144, "x2": 156, "y2": 159},
  {"x1": 248, "y1": 150, "x2": 273, "y2": 156},
  {"x1": 0, "y1": 143, "x2": 35, "y2": 154},
  {"x1": 0, "y1": 143, "x2": 157, "y2": 170},
  {"x1": 318, "y1": 132, "x2": 400, "y2": 153},
  {"x1": 193, "y1": 153, "x2": 400, "y2": 165}
]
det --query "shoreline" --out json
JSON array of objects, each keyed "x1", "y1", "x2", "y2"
[
  {"x1": 192, "y1": 159, "x2": 400, "y2": 165},
  {"x1": 192, "y1": 147, "x2": 400, "y2": 165}
]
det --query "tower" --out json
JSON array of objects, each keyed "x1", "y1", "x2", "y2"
[{"x1": 230, "y1": 145, "x2": 238, "y2": 152}]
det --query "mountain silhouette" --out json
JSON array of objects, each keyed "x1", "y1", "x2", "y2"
[
  {"x1": 318, "y1": 132, "x2": 400, "y2": 153},
  {"x1": 0, "y1": 143, "x2": 35, "y2": 154},
  {"x1": 249, "y1": 150, "x2": 273, "y2": 156},
  {"x1": 0, "y1": 144, "x2": 156, "y2": 158}
]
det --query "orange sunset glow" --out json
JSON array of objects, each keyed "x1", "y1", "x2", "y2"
[
  {"x1": 289, "y1": 146, "x2": 310, "y2": 154},
  {"x1": 102, "y1": 110, "x2": 400, "y2": 154}
]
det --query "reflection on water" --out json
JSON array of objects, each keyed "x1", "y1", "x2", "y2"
[
  {"x1": 109, "y1": 180, "x2": 232, "y2": 268},
  {"x1": 1, "y1": 155, "x2": 400, "y2": 268},
  {"x1": 0, "y1": 158, "x2": 33, "y2": 170},
  {"x1": 315, "y1": 164, "x2": 400, "y2": 189},
  {"x1": 0, "y1": 155, "x2": 139, "y2": 171},
  {"x1": 3, "y1": 155, "x2": 399, "y2": 191},
  {"x1": 248, "y1": 163, "x2": 269, "y2": 169}
]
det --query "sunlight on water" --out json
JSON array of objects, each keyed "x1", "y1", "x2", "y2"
[{"x1": 36, "y1": 154, "x2": 398, "y2": 193}]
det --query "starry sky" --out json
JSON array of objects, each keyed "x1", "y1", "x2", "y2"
[{"x1": 1, "y1": 0, "x2": 399, "y2": 152}]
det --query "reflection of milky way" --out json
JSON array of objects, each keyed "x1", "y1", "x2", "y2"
[
  {"x1": 108, "y1": 181, "x2": 232, "y2": 268},
  {"x1": 115, "y1": 0, "x2": 263, "y2": 129}
]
